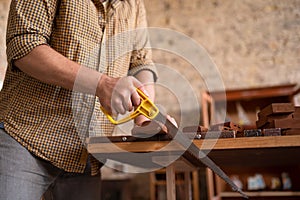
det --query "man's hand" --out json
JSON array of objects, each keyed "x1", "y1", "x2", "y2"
[{"x1": 97, "y1": 75, "x2": 148, "y2": 115}]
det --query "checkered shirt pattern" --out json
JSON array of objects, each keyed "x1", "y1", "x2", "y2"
[{"x1": 0, "y1": 0, "x2": 157, "y2": 175}]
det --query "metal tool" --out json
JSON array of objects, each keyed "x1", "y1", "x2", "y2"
[{"x1": 101, "y1": 88, "x2": 248, "y2": 199}]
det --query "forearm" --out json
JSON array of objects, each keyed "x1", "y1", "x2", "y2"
[
  {"x1": 14, "y1": 44, "x2": 103, "y2": 95},
  {"x1": 14, "y1": 44, "x2": 148, "y2": 115},
  {"x1": 134, "y1": 70, "x2": 156, "y2": 125},
  {"x1": 134, "y1": 70, "x2": 155, "y2": 101}
]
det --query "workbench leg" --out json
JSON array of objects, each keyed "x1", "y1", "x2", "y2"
[
  {"x1": 184, "y1": 171, "x2": 192, "y2": 200},
  {"x1": 166, "y1": 165, "x2": 176, "y2": 200},
  {"x1": 192, "y1": 171, "x2": 200, "y2": 200},
  {"x1": 206, "y1": 168, "x2": 215, "y2": 200},
  {"x1": 149, "y1": 172, "x2": 156, "y2": 200}
]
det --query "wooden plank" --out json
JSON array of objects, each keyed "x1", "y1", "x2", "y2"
[
  {"x1": 206, "y1": 147, "x2": 300, "y2": 167},
  {"x1": 220, "y1": 191, "x2": 300, "y2": 197},
  {"x1": 283, "y1": 129, "x2": 300, "y2": 135},
  {"x1": 149, "y1": 172, "x2": 156, "y2": 200},
  {"x1": 206, "y1": 168, "x2": 215, "y2": 200},
  {"x1": 263, "y1": 128, "x2": 282, "y2": 136},
  {"x1": 258, "y1": 103, "x2": 295, "y2": 118},
  {"x1": 173, "y1": 157, "x2": 197, "y2": 172},
  {"x1": 87, "y1": 135, "x2": 300, "y2": 154},
  {"x1": 193, "y1": 135, "x2": 300, "y2": 150},
  {"x1": 87, "y1": 134, "x2": 171, "y2": 144},
  {"x1": 208, "y1": 84, "x2": 298, "y2": 101},
  {"x1": 166, "y1": 164, "x2": 176, "y2": 200},
  {"x1": 87, "y1": 135, "x2": 300, "y2": 169},
  {"x1": 256, "y1": 113, "x2": 293, "y2": 128},
  {"x1": 88, "y1": 140, "x2": 183, "y2": 153},
  {"x1": 271, "y1": 118, "x2": 300, "y2": 129},
  {"x1": 184, "y1": 171, "x2": 192, "y2": 200},
  {"x1": 192, "y1": 171, "x2": 200, "y2": 200},
  {"x1": 293, "y1": 107, "x2": 300, "y2": 118},
  {"x1": 131, "y1": 120, "x2": 167, "y2": 135}
]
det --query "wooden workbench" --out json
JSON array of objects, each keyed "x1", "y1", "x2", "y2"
[{"x1": 87, "y1": 135, "x2": 300, "y2": 199}]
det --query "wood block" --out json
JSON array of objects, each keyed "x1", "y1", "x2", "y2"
[
  {"x1": 256, "y1": 113, "x2": 293, "y2": 128},
  {"x1": 201, "y1": 131, "x2": 235, "y2": 139},
  {"x1": 182, "y1": 128, "x2": 235, "y2": 139},
  {"x1": 182, "y1": 125, "x2": 208, "y2": 133},
  {"x1": 183, "y1": 132, "x2": 203, "y2": 140},
  {"x1": 258, "y1": 103, "x2": 295, "y2": 118},
  {"x1": 209, "y1": 122, "x2": 231, "y2": 131},
  {"x1": 244, "y1": 129, "x2": 262, "y2": 137},
  {"x1": 229, "y1": 122, "x2": 244, "y2": 133},
  {"x1": 293, "y1": 107, "x2": 300, "y2": 118},
  {"x1": 258, "y1": 122, "x2": 272, "y2": 129},
  {"x1": 209, "y1": 122, "x2": 244, "y2": 134},
  {"x1": 131, "y1": 120, "x2": 167, "y2": 135},
  {"x1": 282, "y1": 128, "x2": 300, "y2": 135},
  {"x1": 87, "y1": 134, "x2": 172, "y2": 143},
  {"x1": 256, "y1": 119, "x2": 267, "y2": 129},
  {"x1": 263, "y1": 128, "x2": 281, "y2": 136},
  {"x1": 268, "y1": 118, "x2": 300, "y2": 129},
  {"x1": 182, "y1": 126, "x2": 209, "y2": 139}
]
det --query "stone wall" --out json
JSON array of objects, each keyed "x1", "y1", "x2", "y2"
[
  {"x1": 145, "y1": 0, "x2": 300, "y2": 88},
  {"x1": 143, "y1": 0, "x2": 300, "y2": 117}
]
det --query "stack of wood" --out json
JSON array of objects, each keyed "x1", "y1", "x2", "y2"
[
  {"x1": 182, "y1": 122, "x2": 244, "y2": 139},
  {"x1": 256, "y1": 103, "x2": 300, "y2": 135}
]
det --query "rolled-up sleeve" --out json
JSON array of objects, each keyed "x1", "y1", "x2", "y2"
[
  {"x1": 128, "y1": 0, "x2": 158, "y2": 82},
  {"x1": 6, "y1": 0, "x2": 58, "y2": 70}
]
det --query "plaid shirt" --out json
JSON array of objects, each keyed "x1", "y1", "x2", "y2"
[{"x1": 0, "y1": 0, "x2": 157, "y2": 175}]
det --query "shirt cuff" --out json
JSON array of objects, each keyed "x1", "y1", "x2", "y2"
[
  {"x1": 128, "y1": 62, "x2": 158, "y2": 82},
  {"x1": 6, "y1": 34, "x2": 48, "y2": 71}
]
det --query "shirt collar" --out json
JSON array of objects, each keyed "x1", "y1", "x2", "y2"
[{"x1": 110, "y1": 0, "x2": 123, "y2": 9}]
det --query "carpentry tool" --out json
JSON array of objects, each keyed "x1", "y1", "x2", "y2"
[{"x1": 101, "y1": 88, "x2": 248, "y2": 199}]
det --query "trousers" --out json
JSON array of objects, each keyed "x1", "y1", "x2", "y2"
[{"x1": 0, "y1": 128, "x2": 101, "y2": 200}]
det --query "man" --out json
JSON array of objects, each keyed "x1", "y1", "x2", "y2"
[{"x1": 0, "y1": 0, "x2": 156, "y2": 199}]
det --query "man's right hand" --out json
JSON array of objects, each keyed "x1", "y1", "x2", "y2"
[{"x1": 96, "y1": 74, "x2": 148, "y2": 116}]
